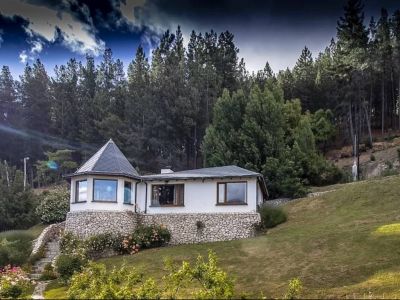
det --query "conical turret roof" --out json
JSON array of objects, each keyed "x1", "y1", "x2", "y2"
[{"x1": 73, "y1": 139, "x2": 139, "y2": 179}]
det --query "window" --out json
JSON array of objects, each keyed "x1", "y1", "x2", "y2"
[
  {"x1": 124, "y1": 181, "x2": 132, "y2": 204},
  {"x1": 93, "y1": 179, "x2": 117, "y2": 202},
  {"x1": 217, "y1": 182, "x2": 247, "y2": 205},
  {"x1": 151, "y1": 184, "x2": 184, "y2": 206},
  {"x1": 75, "y1": 180, "x2": 87, "y2": 202}
]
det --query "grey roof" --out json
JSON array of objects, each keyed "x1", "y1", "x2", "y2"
[
  {"x1": 142, "y1": 165, "x2": 261, "y2": 181},
  {"x1": 72, "y1": 139, "x2": 140, "y2": 178}
]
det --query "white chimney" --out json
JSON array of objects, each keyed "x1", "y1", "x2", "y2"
[{"x1": 161, "y1": 168, "x2": 173, "y2": 174}]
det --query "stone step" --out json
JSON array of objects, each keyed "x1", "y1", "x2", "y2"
[{"x1": 30, "y1": 273, "x2": 41, "y2": 280}]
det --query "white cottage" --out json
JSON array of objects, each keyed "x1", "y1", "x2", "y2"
[{"x1": 65, "y1": 139, "x2": 267, "y2": 244}]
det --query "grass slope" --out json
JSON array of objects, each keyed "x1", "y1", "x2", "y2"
[{"x1": 47, "y1": 176, "x2": 400, "y2": 298}]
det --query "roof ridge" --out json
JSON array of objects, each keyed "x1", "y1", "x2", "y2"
[
  {"x1": 90, "y1": 141, "x2": 111, "y2": 172},
  {"x1": 111, "y1": 142, "x2": 123, "y2": 173}
]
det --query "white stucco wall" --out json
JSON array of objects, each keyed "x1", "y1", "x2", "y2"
[
  {"x1": 136, "y1": 177, "x2": 259, "y2": 214},
  {"x1": 69, "y1": 175, "x2": 137, "y2": 212},
  {"x1": 69, "y1": 175, "x2": 263, "y2": 213}
]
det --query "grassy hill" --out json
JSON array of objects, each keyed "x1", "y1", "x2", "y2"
[{"x1": 46, "y1": 175, "x2": 400, "y2": 298}]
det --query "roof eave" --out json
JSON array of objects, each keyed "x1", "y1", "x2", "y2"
[{"x1": 63, "y1": 171, "x2": 141, "y2": 180}]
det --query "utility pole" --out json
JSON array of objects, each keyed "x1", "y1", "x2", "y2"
[{"x1": 23, "y1": 157, "x2": 29, "y2": 190}]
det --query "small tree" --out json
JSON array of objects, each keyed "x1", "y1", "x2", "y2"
[{"x1": 35, "y1": 150, "x2": 78, "y2": 187}]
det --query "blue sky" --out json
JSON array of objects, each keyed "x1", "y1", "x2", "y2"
[{"x1": 0, "y1": 0, "x2": 399, "y2": 77}]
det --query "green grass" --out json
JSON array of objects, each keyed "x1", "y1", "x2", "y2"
[
  {"x1": 0, "y1": 224, "x2": 46, "y2": 240},
  {"x1": 43, "y1": 280, "x2": 68, "y2": 299},
  {"x1": 45, "y1": 176, "x2": 400, "y2": 298},
  {"x1": 0, "y1": 224, "x2": 46, "y2": 266}
]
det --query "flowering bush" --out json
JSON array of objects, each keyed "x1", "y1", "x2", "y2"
[
  {"x1": 60, "y1": 226, "x2": 171, "y2": 258},
  {"x1": 36, "y1": 187, "x2": 70, "y2": 224},
  {"x1": 0, "y1": 265, "x2": 33, "y2": 299},
  {"x1": 119, "y1": 225, "x2": 171, "y2": 254}
]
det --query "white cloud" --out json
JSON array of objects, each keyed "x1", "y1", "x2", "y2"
[
  {"x1": 118, "y1": 0, "x2": 173, "y2": 35},
  {"x1": 0, "y1": 0, "x2": 105, "y2": 56},
  {"x1": 30, "y1": 40, "x2": 43, "y2": 54},
  {"x1": 19, "y1": 50, "x2": 28, "y2": 63},
  {"x1": 0, "y1": 32, "x2": 3, "y2": 47}
]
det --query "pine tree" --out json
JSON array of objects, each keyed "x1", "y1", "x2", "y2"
[
  {"x1": 19, "y1": 60, "x2": 51, "y2": 161},
  {"x1": 292, "y1": 46, "x2": 317, "y2": 111},
  {"x1": 376, "y1": 8, "x2": 392, "y2": 133},
  {"x1": 52, "y1": 59, "x2": 80, "y2": 140}
]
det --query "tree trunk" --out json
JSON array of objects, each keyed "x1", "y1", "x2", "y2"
[
  {"x1": 349, "y1": 101, "x2": 355, "y2": 155},
  {"x1": 362, "y1": 101, "x2": 373, "y2": 147},
  {"x1": 382, "y1": 76, "x2": 385, "y2": 136}
]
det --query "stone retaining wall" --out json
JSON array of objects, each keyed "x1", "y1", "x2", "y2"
[
  {"x1": 142, "y1": 213, "x2": 260, "y2": 244},
  {"x1": 65, "y1": 210, "x2": 138, "y2": 239},
  {"x1": 65, "y1": 211, "x2": 260, "y2": 244},
  {"x1": 31, "y1": 222, "x2": 65, "y2": 255}
]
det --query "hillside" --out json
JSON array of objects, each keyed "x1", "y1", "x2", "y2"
[{"x1": 46, "y1": 175, "x2": 400, "y2": 299}]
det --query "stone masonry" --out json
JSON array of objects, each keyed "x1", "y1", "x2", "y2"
[
  {"x1": 141, "y1": 213, "x2": 260, "y2": 245},
  {"x1": 65, "y1": 211, "x2": 260, "y2": 244},
  {"x1": 65, "y1": 210, "x2": 138, "y2": 239}
]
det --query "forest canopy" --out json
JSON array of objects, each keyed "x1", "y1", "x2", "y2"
[{"x1": 0, "y1": 0, "x2": 399, "y2": 197}]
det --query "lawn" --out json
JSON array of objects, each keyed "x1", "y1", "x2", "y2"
[
  {"x1": 45, "y1": 175, "x2": 400, "y2": 298},
  {"x1": 0, "y1": 224, "x2": 46, "y2": 240},
  {"x1": 0, "y1": 224, "x2": 46, "y2": 267}
]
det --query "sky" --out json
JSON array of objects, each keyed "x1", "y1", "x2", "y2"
[{"x1": 0, "y1": 0, "x2": 399, "y2": 77}]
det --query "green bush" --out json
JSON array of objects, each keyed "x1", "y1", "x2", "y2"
[
  {"x1": 55, "y1": 254, "x2": 86, "y2": 280},
  {"x1": 67, "y1": 262, "x2": 159, "y2": 299},
  {"x1": 39, "y1": 263, "x2": 58, "y2": 281},
  {"x1": 36, "y1": 187, "x2": 70, "y2": 224},
  {"x1": 0, "y1": 233, "x2": 34, "y2": 266},
  {"x1": 67, "y1": 250, "x2": 233, "y2": 299},
  {"x1": 284, "y1": 278, "x2": 303, "y2": 299},
  {"x1": 259, "y1": 206, "x2": 287, "y2": 229},
  {"x1": 120, "y1": 225, "x2": 171, "y2": 254}
]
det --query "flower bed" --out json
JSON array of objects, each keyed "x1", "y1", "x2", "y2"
[{"x1": 0, "y1": 265, "x2": 34, "y2": 299}]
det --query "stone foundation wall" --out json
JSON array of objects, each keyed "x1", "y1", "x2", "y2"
[
  {"x1": 65, "y1": 210, "x2": 138, "y2": 239},
  {"x1": 65, "y1": 211, "x2": 260, "y2": 244},
  {"x1": 142, "y1": 213, "x2": 260, "y2": 244}
]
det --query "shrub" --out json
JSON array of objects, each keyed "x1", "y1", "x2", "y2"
[
  {"x1": 0, "y1": 266, "x2": 33, "y2": 299},
  {"x1": 397, "y1": 148, "x2": 400, "y2": 161},
  {"x1": 370, "y1": 154, "x2": 376, "y2": 161},
  {"x1": 259, "y1": 206, "x2": 287, "y2": 229},
  {"x1": 67, "y1": 250, "x2": 233, "y2": 299},
  {"x1": 284, "y1": 278, "x2": 303, "y2": 299},
  {"x1": 164, "y1": 250, "x2": 234, "y2": 299},
  {"x1": 36, "y1": 187, "x2": 70, "y2": 224},
  {"x1": 120, "y1": 225, "x2": 171, "y2": 254},
  {"x1": 67, "y1": 262, "x2": 160, "y2": 299},
  {"x1": 60, "y1": 226, "x2": 171, "y2": 258},
  {"x1": 39, "y1": 263, "x2": 57, "y2": 281},
  {"x1": 55, "y1": 254, "x2": 86, "y2": 280},
  {"x1": 59, "y1": 232, "x2": 86, "y2": 257}
]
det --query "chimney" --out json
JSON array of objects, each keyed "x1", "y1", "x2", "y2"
[{"x1": 161, "y1": 166, "x2": 173, "y2": 174}]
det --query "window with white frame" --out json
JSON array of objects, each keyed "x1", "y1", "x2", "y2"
[{"x1": 75, "y1": 180, "x2": 87, "y2": 202}]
